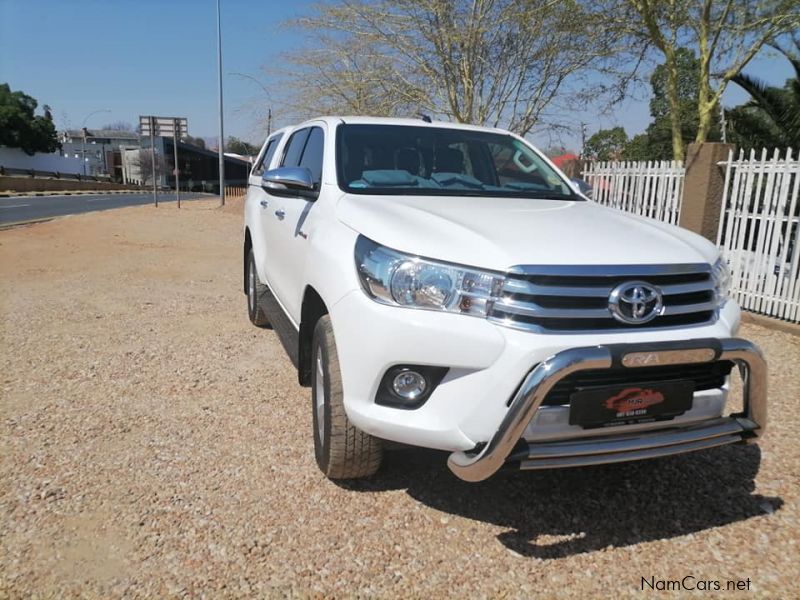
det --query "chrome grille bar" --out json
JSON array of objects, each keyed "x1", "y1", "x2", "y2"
[
  {"x1": 488, "y1": 263, "x2": 719, "y2": 333},
  {"x1": 492, "y1": 299, "x2": 610, "y2": 319}
]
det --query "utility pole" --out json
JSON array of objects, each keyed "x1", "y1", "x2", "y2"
[
  {"x1": 80, "y1": 108, "x2": 110, "y2": 176},
  {"x1": 216, "y1": 0, "x2": 225, "y2": 206},
  {"x1": 580, "y1": 122, "x2": 588, "y2": 159},
  {"x1": 150, "y1": 116, "x2": 158, "y2": 207},
  {"x1": 230, "y1": 72, "x2": 273, "y2": 141},
  {"x1": 82, "y1": 128, "x2": 87, "y2": 177},
  {"x1": 173, "y1": 118, "x2": 181, "y2": 208}
]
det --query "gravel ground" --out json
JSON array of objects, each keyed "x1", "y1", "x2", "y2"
[{"x1": 1, "y1": 200, "x2": 799, "y2": 598}]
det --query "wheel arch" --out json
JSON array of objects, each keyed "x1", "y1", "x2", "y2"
[
  {"x1": 299, "y1": 285, "x2": 329, "y2": 386},
  {"x1": 243, "y1": 227, "x2": 252, "y2": 295}
]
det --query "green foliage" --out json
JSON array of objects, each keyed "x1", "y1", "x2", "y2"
[
  {"x1": 584, "y1": 127, "x2": 628, "y2": 160},
  {"x1": 649, "y1": 49, "x2": 698, "y2": 121},
  {"x1": 183, "y1": 135, "x2": 206, "y2": 150},
  {"x1": 726, "y1": 41, "x2": 800, "y2": 151},
  {"x1": 602, "y1": 51, "x2": 721, "y2": 161},
  {"x1": 643, "y1": 49, "x2": 720, "y2": 160},
  {"x1": 621, "y1": 133, "x2": 651, "y2": 160},
  {"x1": 225, "y1": 136, "x2": 258, "y2": 156},
  {"x1": 0, "y1": 83, "x2": 60, "y2": 155}
]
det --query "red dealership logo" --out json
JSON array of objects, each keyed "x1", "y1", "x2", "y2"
[{"x1": 604, "y1": 387, "x2": 665, "y2": 414}]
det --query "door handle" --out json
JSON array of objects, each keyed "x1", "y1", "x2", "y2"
[
  {"x1": 275, "y1": 209, "x2": 285, "y2": 220},
  {"x1": 260, "y1": 200, "x2": 269, "y2": 208}
]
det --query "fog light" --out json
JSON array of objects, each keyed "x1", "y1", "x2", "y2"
[
  {"x1": 392, "y1": 370, "x2": 427, "y2": 399},
  {"x1": 376, "y1": 365, "x2": 449, "y2": 409}
]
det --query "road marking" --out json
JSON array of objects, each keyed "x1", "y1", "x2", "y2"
[
  {"x1": 0, "y1": 204, "x2": 31, "y2": 208},
  {"x1": 86, "y1": 197, "x2": 112, "y2": 203}
]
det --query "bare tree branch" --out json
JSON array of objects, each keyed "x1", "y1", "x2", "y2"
[{"x1": 273, "y1": 0, "x2": 641, "y2": 135}]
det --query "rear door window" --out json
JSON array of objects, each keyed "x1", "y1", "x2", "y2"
[
  {"x1": 297, "y1": 127, "x2": 324, "y2": 187},
  {"x1": 281, "y1": 128, "x2": 311, "y2": 168},
  {"x1": 252, "y1": 133, "x2": 284, "y2": 176}
]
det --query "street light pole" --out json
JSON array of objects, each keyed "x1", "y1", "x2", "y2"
[
  {"x1": 80, "y1": 109, "x2": 110, "y2": 177},
  {"x1": 216, "y1": 0, "x2": 225, "y2": 206},
  {"x1": 230, "y1": 72, "x2": 273, "y2": 138}
]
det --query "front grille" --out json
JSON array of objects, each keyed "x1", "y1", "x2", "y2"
[
  {"x1": 541, "y1": 360, "x2": 734, "y2": 406},
  {"x1": 488, "y1": 264, "x2": 718, "y2": 333}
]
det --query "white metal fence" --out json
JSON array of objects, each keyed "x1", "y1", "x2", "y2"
[
  {"x1": 717, "y1": 148, "x2": 800, "y2": 322},
  {"x1": 582, "y1": 152, "x2": 800, "y2": 323},
  {"x1": 582, "y1": 160, "x2": 685, "y2": 225}
]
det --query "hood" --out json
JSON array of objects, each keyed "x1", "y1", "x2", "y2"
[{"x1": 336, "y1": 194, "x2": 719, "y2": 271}]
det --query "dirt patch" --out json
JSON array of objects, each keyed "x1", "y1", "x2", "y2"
[{"x1": 1, "y1": 203, "x2": 798, "y2": 597}]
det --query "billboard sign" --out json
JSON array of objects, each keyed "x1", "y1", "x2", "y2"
[{"x1": 139, "y1": 116, "x2": 188, "y2": 138}]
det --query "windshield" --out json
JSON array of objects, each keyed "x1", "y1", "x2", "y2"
[{"x1": 336, "y1": 124, "x2": 580, "y2": 200}]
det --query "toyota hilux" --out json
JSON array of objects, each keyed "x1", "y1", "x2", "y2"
[{"x1": 242, "y1": 116, "x2": 766, "y2": 482}]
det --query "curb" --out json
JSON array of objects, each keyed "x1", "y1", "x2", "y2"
[
  {"x1": 0, "y1": 190, "x2": 145, "y2": 198},
  {"x1": 0, "y1": 216, "x2": 58, "y2": 230}
]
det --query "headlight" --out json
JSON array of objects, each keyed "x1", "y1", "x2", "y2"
[
  {"x1": 354, "y1": 236, "x2": 505, "y2": 316},
  {"x1": 712, "y1": 256, "x2": 731, "y2": 303}
]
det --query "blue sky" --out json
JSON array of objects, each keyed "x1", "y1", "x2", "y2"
[{"x1": 0, "y1": 0, "x2": 795, "y2": 151}]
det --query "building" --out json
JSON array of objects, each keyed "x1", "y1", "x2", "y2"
[
  {"x1": 0, "y1": 146, "x2": 82, "y2": 175},
  {"x1": 121, "y1": 137, "x2": 249, "y2": 192},
  {"x1": 60, "y1": 128, "x2": 140, "y2": 180}
]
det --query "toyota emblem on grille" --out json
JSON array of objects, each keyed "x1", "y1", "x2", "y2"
[{"x1": 609, "y1": 281, "x2": 663, "y2": 324}]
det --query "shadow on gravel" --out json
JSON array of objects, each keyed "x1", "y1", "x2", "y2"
[{"x1": 338, "y1": 444, "x2": 781, "y2": 559}]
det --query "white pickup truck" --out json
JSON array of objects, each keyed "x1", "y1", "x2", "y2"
[{"x1": 242, "y1": 116, "x2": 767, "y2": 482}]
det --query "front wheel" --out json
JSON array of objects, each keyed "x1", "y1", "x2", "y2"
[
  {"x1": 246, "y1": 249, "x2": 270, "y2": 327},
  {"x1": 311, "y1": 315, "x2": 383, "y2": 479}
]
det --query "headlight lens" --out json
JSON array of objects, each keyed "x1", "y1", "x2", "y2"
[
  {"x1": 355, "y1": 236, "x2": 505, "y2": 316},
  {"x1": 712, "y1": 256, "x2": 731, "y2": 303}
]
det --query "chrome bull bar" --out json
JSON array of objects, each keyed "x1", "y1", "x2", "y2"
[{"x1": 447, "y1": 338, "x2": 767, "y2": 482}]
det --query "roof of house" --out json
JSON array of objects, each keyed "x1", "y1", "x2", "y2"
[{"x1": 551, "y1": 153, "x2": 580, "y2": 167}]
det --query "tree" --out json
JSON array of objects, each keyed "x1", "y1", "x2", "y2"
[
  {"x1": 101, "y1": 121, "x2": 135, "y2": 132},
  {"x1": 622, "y1": 133, "x2": 651, "y2": 160},
  {"x1": 282, "y1": 0, "x2": 632, "y2": 135},
  {"x1": 644, "y1": 48, "x2": 720, "y2": 159},
  {"x1": 225, "y1": 136, "x2": 258, "y2": 155},
  {"x1": 726, "y1": 36, "x2": 800, "y2": 150},
  {"x1": 603, "y1": 0, "x2": 800, "y2": 160},
  {"x1": 610, "y1": 51, "x2": 720, "y2": 161},
  {"x1": 584, "y1": 127, "x2": 629, "y2": 160},
  {"x1": 131, "y1": 148, "x2": 167, "y2": 186},
  {"x1": 0, "y1": 83, "x2": 60, "y2": 155},
  {"x1": 183, "y1": 135, "x2": 206, "y2": 150}
]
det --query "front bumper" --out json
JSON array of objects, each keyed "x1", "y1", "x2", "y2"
[
  {"x1": 332, "y1": 290, "x2": 742, "y2": 452},
  {"x1": 447, "y1": 338, "x2": 767, "y2": 482}
]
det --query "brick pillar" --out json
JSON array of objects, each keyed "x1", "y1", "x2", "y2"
[{"x1": 678, "y1": 142, "x2": 735, "y2": 241}]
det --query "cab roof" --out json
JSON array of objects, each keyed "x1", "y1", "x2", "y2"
[{"x1": 292, "y1": 115, "x2": 509, "y2": 136}]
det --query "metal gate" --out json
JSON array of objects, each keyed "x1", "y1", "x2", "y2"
[{"x1": 717, "y1": 148, "x2": 800, "y2": 322}]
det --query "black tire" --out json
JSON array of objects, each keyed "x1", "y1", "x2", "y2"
[
  {"x1": 311, "y1": 315, "x2": 383, "y2": 479},
  {"x1": 246, "y1": 249, "x2": 270, "y2": 327}
]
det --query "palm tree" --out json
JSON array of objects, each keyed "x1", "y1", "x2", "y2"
[{"x1": 726, "y1": 37, "x2": 800, "y2": 151}]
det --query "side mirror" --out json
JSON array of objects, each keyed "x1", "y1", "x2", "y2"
[
  {"x1": 262, "y1": 167, "x2": 315, "y2": 192},
  {"x1": 570, "y1": 177, "x2": 593, "y2": 199}
]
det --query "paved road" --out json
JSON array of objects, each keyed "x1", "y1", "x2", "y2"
[{"x1": 0, "y1": 192, "x2": 215, "y2": 226}]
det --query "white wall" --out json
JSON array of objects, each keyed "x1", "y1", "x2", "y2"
[
  {"x1": 0, "y1": 146, "x2": 83, "y2": 174},
  {"x1": 121, "y1": 147, "x2": 143, "y2": 184}
]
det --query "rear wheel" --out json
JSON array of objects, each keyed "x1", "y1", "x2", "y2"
[
  {"x1": 311, "y1": 315, "x2": 383, "y2": 479},
  {"x1": 246, "y1": 249, "x2": 270, "y2": 327}
]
